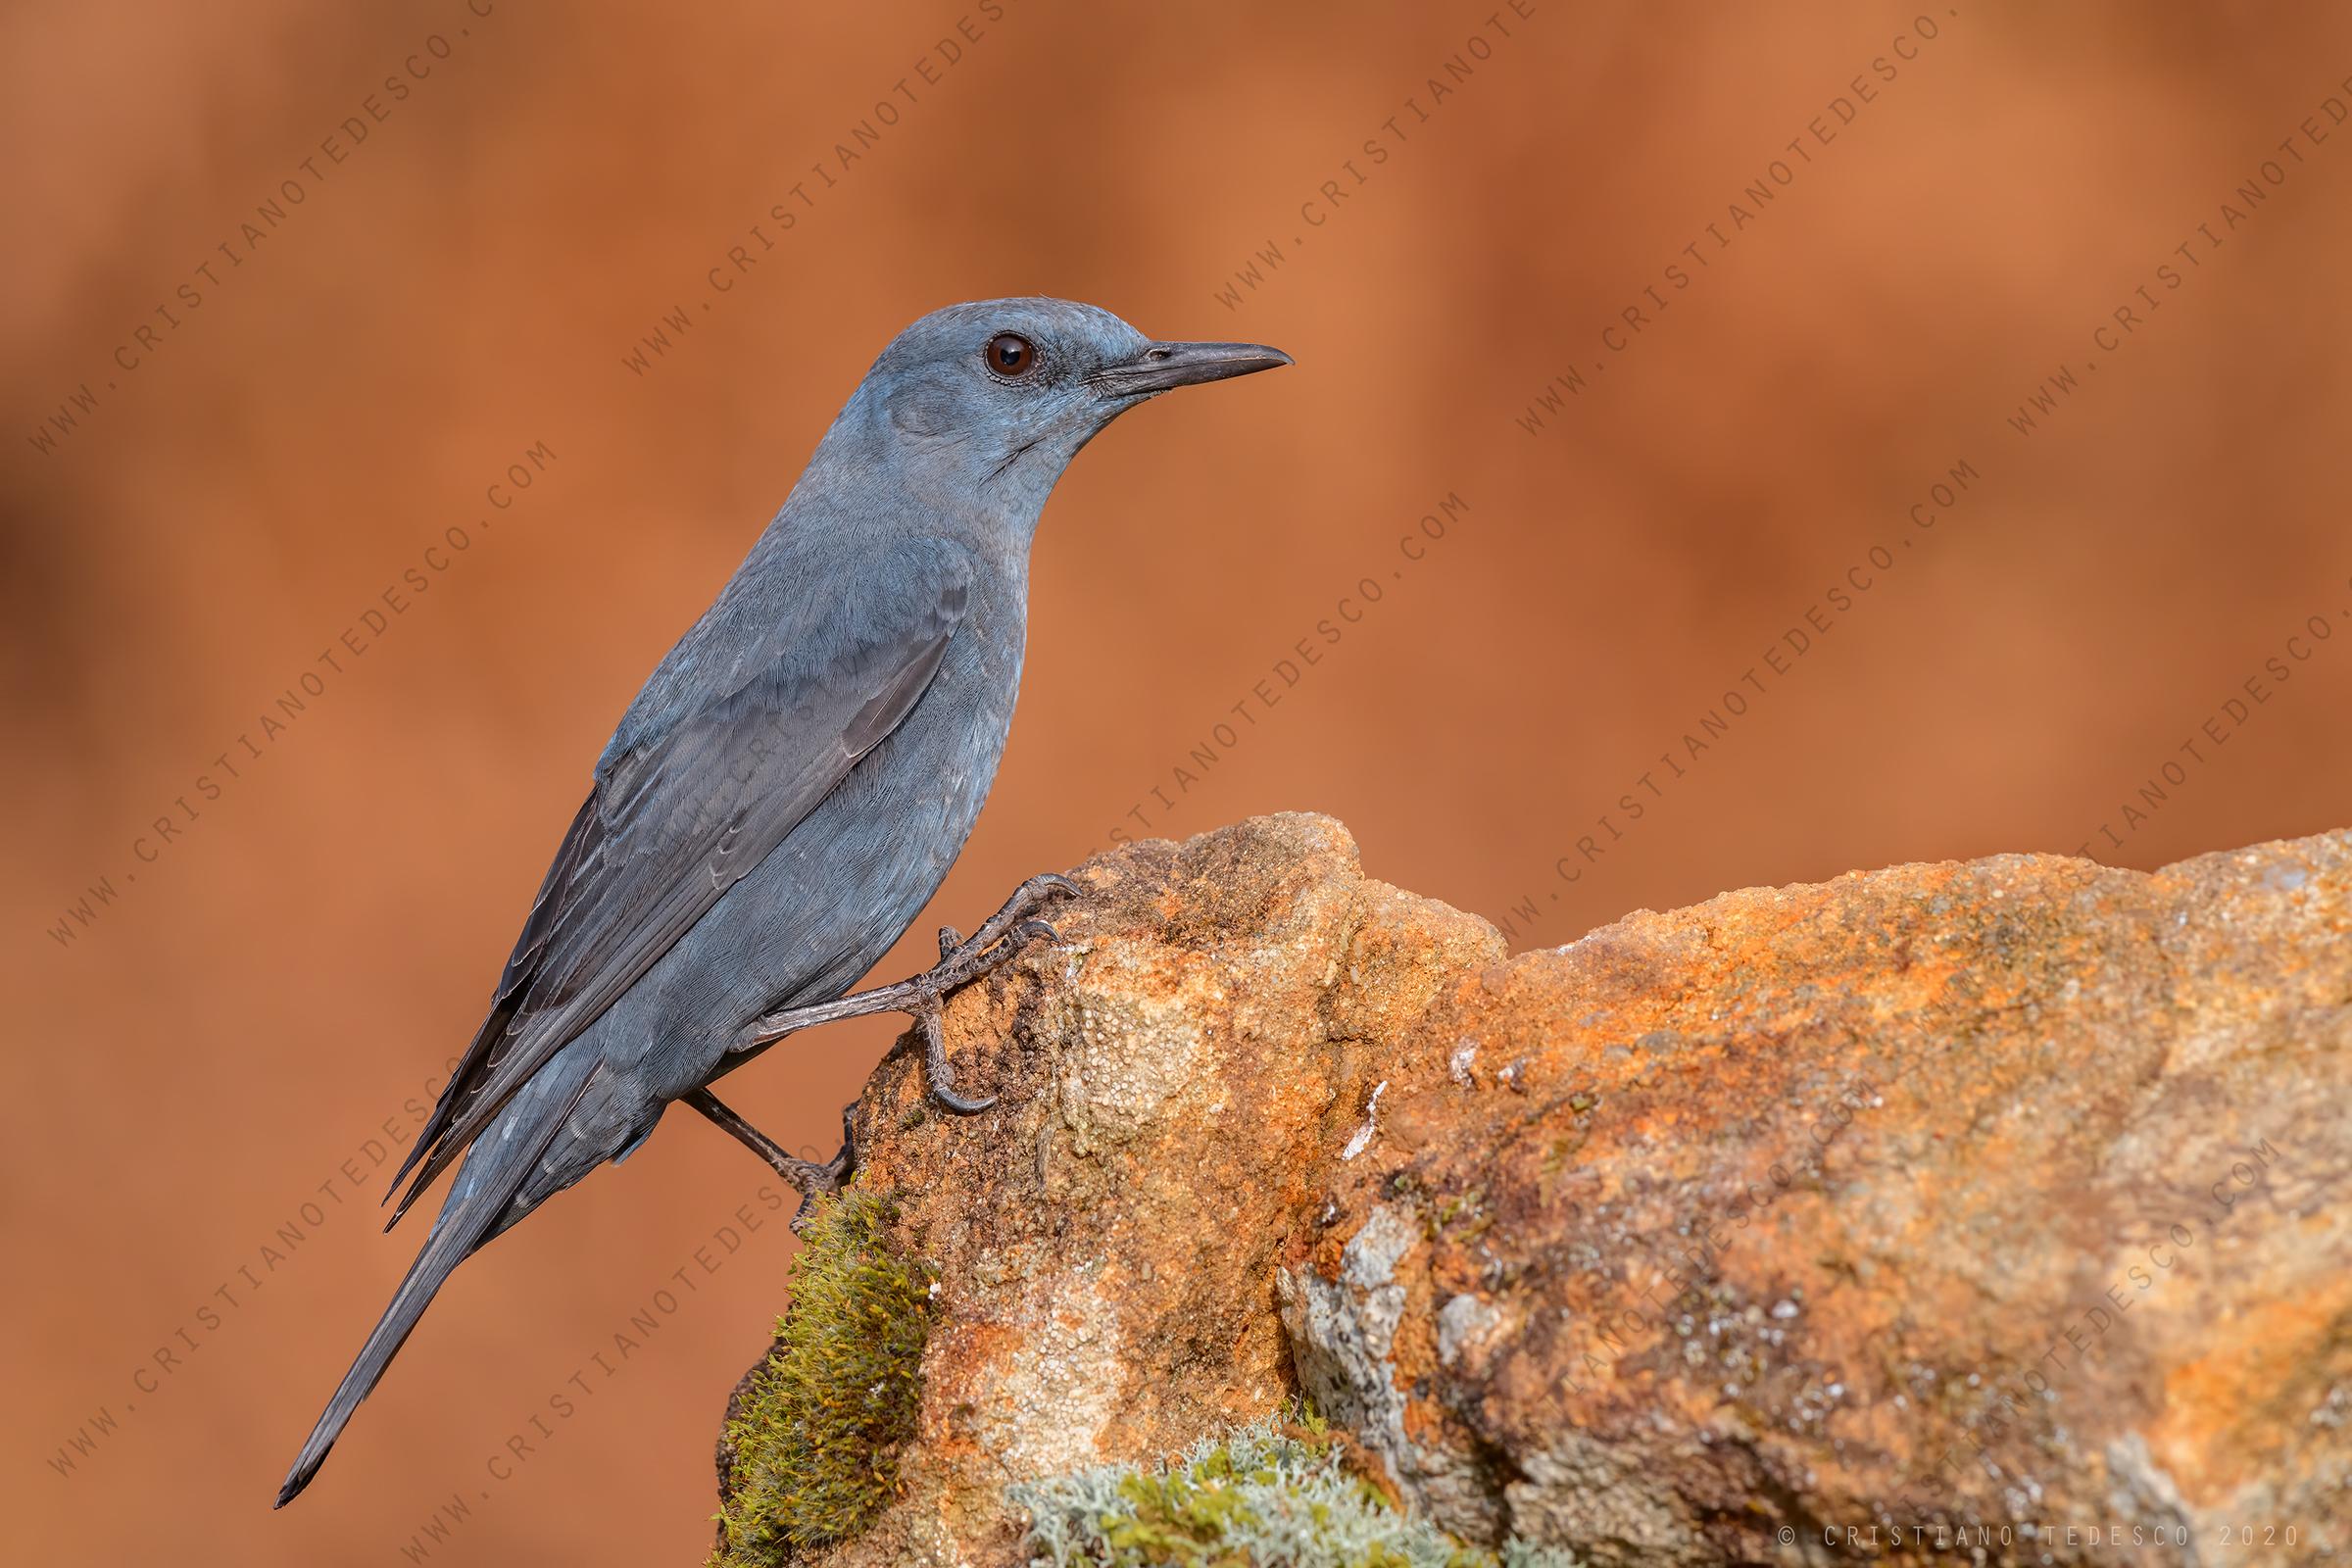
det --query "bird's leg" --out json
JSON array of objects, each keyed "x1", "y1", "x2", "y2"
[
  {"x1": 731, "y1": 918, "x2": 1059, "y2": 1107},
  {"x1": 686, "y1": 1089, "x2": 854, "y2": 1230},
  {"x1": 729, "y1": 873, "x2": 1081, "y2": 1110}
]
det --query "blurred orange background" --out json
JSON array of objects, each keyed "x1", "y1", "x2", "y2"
[{"x1": 6, "y1": 3, "x2": 2350, "y2": 1562}]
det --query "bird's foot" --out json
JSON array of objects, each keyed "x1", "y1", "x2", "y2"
[
  {"x1": 686, "y1": 1089, "x2": 854, "y2": 1232},
  {"x1": 935, "y1": 870, "x2": 1081, "y2": 970},
  {"x1": 900, "y1": 910, "x2": 1062, "y2": 1112},
  {"x1": 785, "y1": 1104, "x2": 857, "y2": 1234},
  {"x1": 734, "y1": 870, "x2": 1081, "y2": 1113},
  {"x1": 901, "y1": 873, "x2": 1080, "y2": 1109}
]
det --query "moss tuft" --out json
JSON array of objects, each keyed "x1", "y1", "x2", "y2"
[
  {"x1": 710, "y1": 1190, "x2": 934, "y2": 1564},
  {"x1": 1008, "y1": 1410, "x2": 1581, "y2": 1567}
]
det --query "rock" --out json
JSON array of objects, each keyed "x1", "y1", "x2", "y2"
[{"x1": 706, "y1": 813, "x2": 2352, "y2": 1566}]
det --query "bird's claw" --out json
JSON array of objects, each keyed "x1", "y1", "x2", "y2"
[
  {"x1": 914, "y1": 896, "x2": 1069, "y2": 1114},
  {"x1": 920, "y1": 1004, "x2": 997, "y2": 1114},
  {"x1": 786, "y1": 1102, "x2": 858, "y2": 1231},
  {"x1": 937, "y1": 874, "x2": 1078, "y2": 975},
  {"x1": 743, "y1": 871, "x2": 1082, "y2": 1109},
  {"x1": 686, "y1": 1089, "x2": 856, "y2": 1232}
]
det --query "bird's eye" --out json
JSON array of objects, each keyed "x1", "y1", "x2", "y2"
[{"x1": 984, "y1": 333, "x2": 1036, "y2": 377}]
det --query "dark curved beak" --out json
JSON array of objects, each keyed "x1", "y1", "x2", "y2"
[{"x1": 1096, "y1": 340, "x2": 1294, "y2": 398}]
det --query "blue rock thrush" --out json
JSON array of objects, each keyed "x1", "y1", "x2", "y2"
[{"x1": 274, "y1": 298, "x2": 1290, "y2": 1505}]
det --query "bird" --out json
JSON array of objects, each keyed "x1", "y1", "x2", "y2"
[{"x1": 273, "y1": 298, "x2": 1291, "y2": 1506}]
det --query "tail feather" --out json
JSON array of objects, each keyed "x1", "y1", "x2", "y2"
[
  {"x1": 273, "y1": 1207, "x2": 484, "y2": 1506},
  {"x1": 275, "y1": 1063, "x2": 598, "y2": 1507}
]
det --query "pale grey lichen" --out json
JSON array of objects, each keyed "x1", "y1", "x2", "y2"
[{"x1": 1006, "y1": 1411, "x2": 1582, "y2": 1567}]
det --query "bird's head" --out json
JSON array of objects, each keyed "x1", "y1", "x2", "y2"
[{"x1": 838, "y1": 297, "x2": 1291, "y2": 516}]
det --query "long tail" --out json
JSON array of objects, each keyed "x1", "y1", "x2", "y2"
[
  {"x1": 273, "y1": 1203, "x2": 485, "y2": 1506},
  {"x1": 274, "y1": 1063, "x2": 597, "y2": 1507}
]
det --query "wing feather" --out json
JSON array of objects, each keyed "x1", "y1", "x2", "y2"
[{"x1": 384, "y1": 544, "x2": 971, "y2": 1220}]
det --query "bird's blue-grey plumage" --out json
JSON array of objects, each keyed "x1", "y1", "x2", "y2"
[{"x1": 274, "y1": 298, "x2": 1289, "y2": 1506}]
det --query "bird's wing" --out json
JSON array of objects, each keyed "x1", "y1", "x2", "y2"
[{"x1": 384, "y1": 541, "x2": 974, "y2": 1222}]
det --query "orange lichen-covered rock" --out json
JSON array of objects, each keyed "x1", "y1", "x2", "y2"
[{"x1": 711, "y1": 814, "x2": 2351, "y2": 1566}]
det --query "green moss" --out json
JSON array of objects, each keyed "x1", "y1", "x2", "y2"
[
  {"x1": 711, "y1": 1191, "x2": 933, "y2": 1564},
  {"x1": 1429, "y1": 1187, "x2": 1494, "y2": 1245},
  {"x1": 1008, "y1": 1411, "x2": 1581, "y2": 1568}
]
